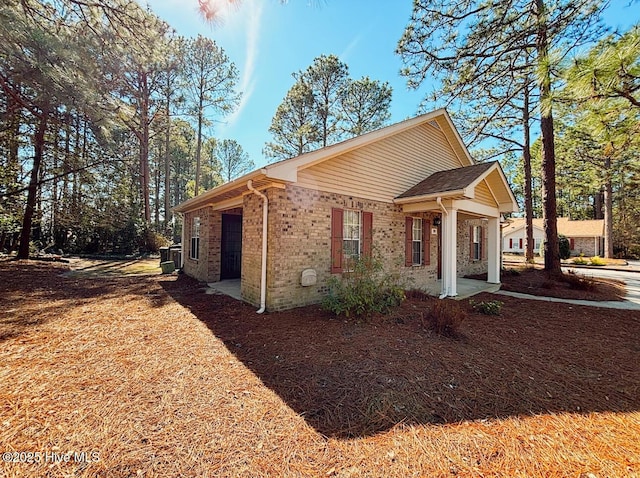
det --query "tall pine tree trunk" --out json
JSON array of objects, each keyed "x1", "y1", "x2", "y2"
[
  {"x1": 195, "y1": 102, "x2": 204, "y2": 196},
  {"x1": 140, "y1": 72, "x2": 151, "y2": 223},
  {"x1": 18, "y1": 105, "x2": 49, "y2": 259},
  {"x1": 603, "y1": 156, "x2": 613, "y2": 258},
  {"x1": 523, "y1": 80, "x2": 535, "y2": 263},
  {"x1": 535, "y1": 0, "x2": 561, "y2": 276},
  {"x1": 164, "y1": 80, "x2": 171, "y2": 233}
]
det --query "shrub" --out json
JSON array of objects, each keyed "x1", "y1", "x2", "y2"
[
  {"x1": 322, "y1": 254, "x2": 406, "y2": 318},
  {"x1": 572, "y1": 256, "x2": 588, "y2": 265},
  {"x1": 558, "y1": 235, "x2": 571, "y2": 260},
  {"x1": 405, "y1": 289, "x2": 432, "y2": 301},
  {"x1": 589, "y1": 255, "x2": 606, "y2": 266},
  {"x1": 421, "y1": 299, "x2": 467, "y2": 337},
  {"x1": 469, "y1": 299, "x2": 504, "y2": 315},
  {"x1": 562, "y1": 270, "x2": 596, "y2": 291}
]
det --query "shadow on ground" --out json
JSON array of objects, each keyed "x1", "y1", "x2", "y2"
[
  {"x1": 161, "y1": 274, "x2": 640, "y2": 439},
  {"x1": 0, "y1": 260, "x2": 170, "y2": 341}
]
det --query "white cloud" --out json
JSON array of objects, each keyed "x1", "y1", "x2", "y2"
[
  {"x1": 218, "y1": 0, "x2": 263, "y2": 135},
  {"x1": 339, "y1": 34, "x2": 361, "y2": 63}
]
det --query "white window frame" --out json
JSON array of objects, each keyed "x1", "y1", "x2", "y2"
[
  {"x1": 412, "y1": 218, "x2": 423, "y2": 265},
  {"x1": 342, "y1": 210, "x2": 361, "y2": 267},
  {"x1": 190, "y1": 216, "x2": 200, "y2": 260},
  {"x1": 473, "y1": 225, "x2": 482, "y2": 261}
]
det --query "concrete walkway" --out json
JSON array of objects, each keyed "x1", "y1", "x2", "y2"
[{"x1": 493, "y1": 289, "x2": 640, "y2": 310}]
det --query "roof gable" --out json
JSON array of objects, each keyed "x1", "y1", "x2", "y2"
[
  {"x1": 174, "y1": 109, "x2": 497, "y2": 213},
  {"x1": 263, "y1": 108, "x2": 473, "y2": 183},
  {"x1": 394, "y1": 161, "x2": 518, "y2": 213},
  {"x1": 396, "y1": 162, "x2": 494, "y2": 199}
]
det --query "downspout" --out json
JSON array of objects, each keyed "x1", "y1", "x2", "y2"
[
  {"x1": 436, "y1": 197, "x2": 449, "y2": 299},
  {"x1": 247, "y1": 180, "x2": 268, "y2": 314},
  {"x1": 179, "y1": 212, "x2": 185, "y2": 269}
]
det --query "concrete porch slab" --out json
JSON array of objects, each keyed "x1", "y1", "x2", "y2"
[
  {"x1": 206, "y1": 279, "x2": 242, "y2": 301},
  {"x1": 424, "y1": 278, "x2": 501, "y2": 300}
]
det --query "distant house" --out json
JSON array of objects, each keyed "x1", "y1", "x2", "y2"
[
  {"x1": 503, "y1": 217, "x2": 605, "y2": 257},
  {"x1": 174, "y1": 109, "x2": 518, "y2": 312}
]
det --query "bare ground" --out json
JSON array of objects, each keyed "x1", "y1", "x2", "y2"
[{"x1": 1, "y1": 260, "x2": 639, "y2": 477}]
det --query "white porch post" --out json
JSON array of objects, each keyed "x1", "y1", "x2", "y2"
[
  {"x1": 487, "y1": 217, "x2": 500, "y2": 284},
  {"x1": 441, "y1": 207, "x2": 458, "y2": 297}
]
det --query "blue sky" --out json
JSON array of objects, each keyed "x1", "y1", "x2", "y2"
[{"x1": 143, "y1": 0, "x2": 637, "y2": 169}]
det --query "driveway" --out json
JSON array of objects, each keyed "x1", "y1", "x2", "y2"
[{"x1": 562, "y1": 263, "x2": 640, "y2": 307}]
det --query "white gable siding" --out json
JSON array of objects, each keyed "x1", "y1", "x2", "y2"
[
  {"x1": 474, "y1": 180, "x2": 497, "y2": 208},
  {"x1": 503, "y1": 226, "x2": 544, "y2": 253},
  {"x1": 294, "y1": 123, "x2": 467, "y2": 203}
]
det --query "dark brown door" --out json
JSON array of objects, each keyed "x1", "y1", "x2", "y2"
[{"x1": 221, "y1": 214, "x2": 242, "y2": 280}]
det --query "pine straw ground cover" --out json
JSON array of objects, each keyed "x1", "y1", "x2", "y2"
[
  {"x1": 1, "y1": 260, "x2": 639, "y2": 477},
  {"x1": 468, "y1": 266, "x2": 626, "y2": 302}
]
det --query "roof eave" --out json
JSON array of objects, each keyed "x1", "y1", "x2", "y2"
[
  {"x1": 394, "y1": 189, "x2": 465, "y2": 204},
  {"x1": 173, "y1": 169, "x2": 267, "y2": 213}
]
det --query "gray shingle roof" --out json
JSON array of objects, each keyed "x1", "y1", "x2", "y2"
[{"x1": 396, "y1": 161, "x2": 496, "y2": 199}]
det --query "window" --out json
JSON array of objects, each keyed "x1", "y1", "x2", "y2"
[
  {"x1": 405, "y1": 217, "x2": 430, "y2": 266},
  {"x1": 534, "y1": 238, "x2": 542, "y2": 251},
  {"x1": 342, "y1": 210, "x2": 361, "y2": 265},
  {"x1": 190, "y1": 216, "x2": 200, "y2": 260},
  {"x1": 331, "y1": 208, "x2": 372, "y2": 274},
  {"x1": 472, "y1": 225, "x2": 482, "y2": 261},
  {"x1": 412, "y1": 218, "x2": 423, "y2": 265}
]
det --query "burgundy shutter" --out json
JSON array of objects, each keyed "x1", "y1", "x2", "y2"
[
  {"x1": 405, "y1": 217, "x2": 413, "y2": 266},
  {"x1": 570, "y1": 238, "x2": 575, "y2": 250},
  {"x1": 509, "y1": 238, "x2": 513, "y2": 249},
  {"x1": 423, "y1": 220, "x2": 430, "y2": 265},
  {"x1": 519, "y1": 238, "x2": 523, "y2": 249},
  {"x1": 470, "y1": 226, "x2": 475, "y2": 260},
  {"x1": 331, "y1": 208, "x2": 343, "y2": 273},
  {"x1": 482, "y1": 226, "x2": 487, "y2": 260},
  {"x1": 362, "y1": 211, "x2": 373, "y2": 258}
]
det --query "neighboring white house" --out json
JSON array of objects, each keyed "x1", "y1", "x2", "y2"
[{"x1": 503, "y1": 217, "x2": 605, "y2": 257}]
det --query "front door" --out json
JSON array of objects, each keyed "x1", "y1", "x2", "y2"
[{"x1": 221, "y1": 214, "x2": 242, "y2": 280}]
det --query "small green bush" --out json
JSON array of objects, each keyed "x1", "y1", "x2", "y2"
[
  {"x1": 322, "y1": 254, "x2": 406, "y2": 318},
  {"x1": 469, "y1": 299, "x2": 504, "y2": 316},
  {"x1": 572, "y1": 256, "x2": 588, "y2": 265},
  {"x1": 558, "y1": 235, "x2": 571, "y2": 260},
  {"x1": 589, "y1": 255, "x2": 606, "y2": 266}
]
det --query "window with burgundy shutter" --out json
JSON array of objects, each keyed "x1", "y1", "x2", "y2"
[
  {"x1": 405, "y1": 217, "x2": 430, "y2": 266},
  {"x1": 331, "y1": 208, "x2": 343, "y2": 273},
  {"x1": 331, "y1": 208, "x2": 372, "y2": 273},
  {"x1": 423, "y1": 220, "x2": 430, "y2": 265},
  {"x1": 471, "y1": 225, "x2": 482, "y2": 261}
]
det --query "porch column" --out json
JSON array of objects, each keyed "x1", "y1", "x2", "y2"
[
  {"x1": 441, "y1": 207, "x2": 458, "y2": 297},
  {"x1": 487, "y1": 217, "x2": 500, "y2": 284}
]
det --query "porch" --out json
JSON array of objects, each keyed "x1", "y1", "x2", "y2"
[{"x1": 206, "y1": 277, "x2": 499, "y2": 305}]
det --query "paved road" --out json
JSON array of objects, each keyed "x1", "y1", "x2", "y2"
[{"x1": 562, "y1": 263, "x2": 640, "y2": 307}]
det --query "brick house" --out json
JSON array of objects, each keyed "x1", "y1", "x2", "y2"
[
  {"x1": 503, "y1": 217, "x2": 605, "y2": 257},
  {"x1": 174, "y1": 109, "x2": 518, "y2": 312}
]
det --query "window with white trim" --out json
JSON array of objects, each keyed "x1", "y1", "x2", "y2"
[
  {"x1": 534, "y1": 238, "x2": 542, "y2": 251},
  {"x1": 342, "y1": 210, "x2": 361, "y2": 265},
  {"x1": 412, "y1": 218, "x2": 423, "y2": 265},
  {"x1": 190, "y1": 216, "x2": 200, "y2": 260},
  {"x1": 472, "y1": 225, "x2": 482, "y2": 261}
]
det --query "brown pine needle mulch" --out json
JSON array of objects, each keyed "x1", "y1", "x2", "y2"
[
  {"x1": 1, "y1": 260, "x2": 639, "y2": 477},
  {"x1": 469, "y1": 266, "x2": 627, "y2": 301}
]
